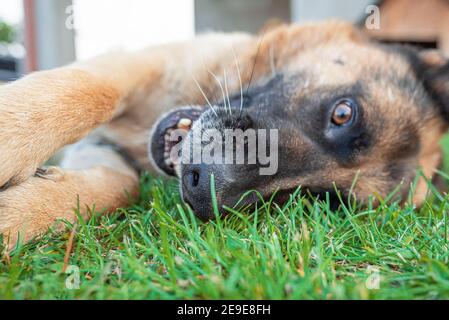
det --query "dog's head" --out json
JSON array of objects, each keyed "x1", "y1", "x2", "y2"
[{"x1": 150, "y1": 21, "x2": 449, "y2": 220}]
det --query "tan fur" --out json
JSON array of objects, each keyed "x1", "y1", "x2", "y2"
[
  {"x1": 0, "y1": 69, "x2": 121, "y2": 186},
  {"x1": 0, "y1": 166, "x2": 138, "y2": 250}
]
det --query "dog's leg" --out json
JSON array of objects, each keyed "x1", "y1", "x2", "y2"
[
  {"x1": 0, "y1": 142, "x2": 139, "y2": 250},
  {"x1": 0, "y1": 49, "x2": 165, "y2": 188},
  {"x1": 0, "y1": 68, "x2": 122, "y2": 188},
  {"x1": 0, "y1": 55, "x2": 159, "y2": 249}
]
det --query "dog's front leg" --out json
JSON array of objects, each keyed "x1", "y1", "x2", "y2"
[
  {"x1": 0, "y1": 56, "x2": 154, "y2": 248},
  {"x1": 0, "y1": 144, "x2": 139, "y2": 250},
  {"x1": 0, "y1": 68, "x2": 124, "y2": 188},
  {"x1": 0, "y1": 47, "x2": 165, "y2": 188}
]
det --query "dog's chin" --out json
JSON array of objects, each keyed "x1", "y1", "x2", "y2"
[
  {"x1": 261, "y1": 187, "x2": 344, "y2": 211},
  {"x1": 148, "y1": 105, "x2": 204, "y2": 177},
  {"x1": 214, "y1": 187, "x2": 344, "y2": 219}
]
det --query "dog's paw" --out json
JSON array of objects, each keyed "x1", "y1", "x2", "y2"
[
  {"x1": 0, "y1": 166, "x2": 138, "y2": 251},
  {"x1": 0, "y1": 124, "x2": 41, "y2": 188},
  {"x1": 0, "y1": 155, "x2": 41, "y2": 190},
  {"x1": 0, "y1": 168, "x2": 69, "y2": 250},
  {"x1": 0, "y1": 91, "x2": 50, "y2": 187}
]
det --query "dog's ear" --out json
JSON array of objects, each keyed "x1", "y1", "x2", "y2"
[{"x1": 413, "y1": 50, "x2": 449, "y2": 120}]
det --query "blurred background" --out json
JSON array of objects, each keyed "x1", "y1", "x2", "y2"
[{"x1": 0, "y1": 0, "x2": 448, "y2": 81}]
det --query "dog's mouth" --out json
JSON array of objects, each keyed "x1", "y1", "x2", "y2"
[{"x1": 149, "y1": 106, "x2": 203, "y2": 176}]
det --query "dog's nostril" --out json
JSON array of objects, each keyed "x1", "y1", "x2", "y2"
[
  {"x1": 190, "y1": 169, "x2": 200, "y2": 188},
  {"x1": 182, "y1": 165, "x2": 205, "y2": 191}
]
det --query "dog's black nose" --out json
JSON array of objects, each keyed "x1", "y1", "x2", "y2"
[{"x1": 181, "y1": 164, "x2": 217, "y2": 220}]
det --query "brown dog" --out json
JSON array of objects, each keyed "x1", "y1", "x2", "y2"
[{"x1": 0, "y1": 21, "x2": 448, "y2": 248}]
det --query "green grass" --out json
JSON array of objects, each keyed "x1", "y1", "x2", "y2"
[{"x1": 2, "y1": 140, "x2": 449, "y2": 299}]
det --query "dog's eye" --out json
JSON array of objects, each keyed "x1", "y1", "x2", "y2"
[{"x1": 331, "y1": 100, "x2": 354, "y2": 126}]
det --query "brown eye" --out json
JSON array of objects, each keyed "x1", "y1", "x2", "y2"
[{"x1": 331, "y1": 100, "x2": 353, "y2": 125}]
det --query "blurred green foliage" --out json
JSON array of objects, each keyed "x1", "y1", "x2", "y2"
[{"x1": 0, "y1": 20, "x2": 15, "y2": 43}]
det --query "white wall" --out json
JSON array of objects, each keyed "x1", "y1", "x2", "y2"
[
  {"x1": 0, "y1": 0, "x2": 23, "y2": 25},
  {"x1": 73, "y1": 0, "x2": 195, "y2": 60}
]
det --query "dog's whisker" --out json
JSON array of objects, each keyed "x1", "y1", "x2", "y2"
[
  {"x1": 223, "y1": 69, "x2": 232, "y2": 116},
  {"x1": 199, "y1": 54, "x2": 229, "y2": 110},
  {"x1": 192, "y1": 75, "x2": 218, "y2": 116},
  {"x1": 232, "y1": 47, "x2": 244, "y2": 115},
  {"x1": 246, "y1": 34, "x2": 265, "y2": 93},
  {"x1": 269, "y1": 44, "x2": 277, "y2": 77},
  {"x1": 241, "y1": 33, "x2": 265, "y2": 118},
  {"x1": 207, "y1": 70, "x2": 229, "y2": 116}
]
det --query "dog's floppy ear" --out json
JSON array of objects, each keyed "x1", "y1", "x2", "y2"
[{"x1": 413, "y1": 50, "x2": 449, "y2": 120}]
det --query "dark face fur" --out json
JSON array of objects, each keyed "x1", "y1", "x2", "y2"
[{"x1": 150, "y1": 25, "x2": 449, "y2": 220}]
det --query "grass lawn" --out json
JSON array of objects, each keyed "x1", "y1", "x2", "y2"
[{"x1": 1, "y1": 140, "x2": 449, "y2": 299}]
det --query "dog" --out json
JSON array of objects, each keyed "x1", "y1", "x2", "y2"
[{"x1": 0, "y1": 21, "x2": 448, "y2": 248}]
